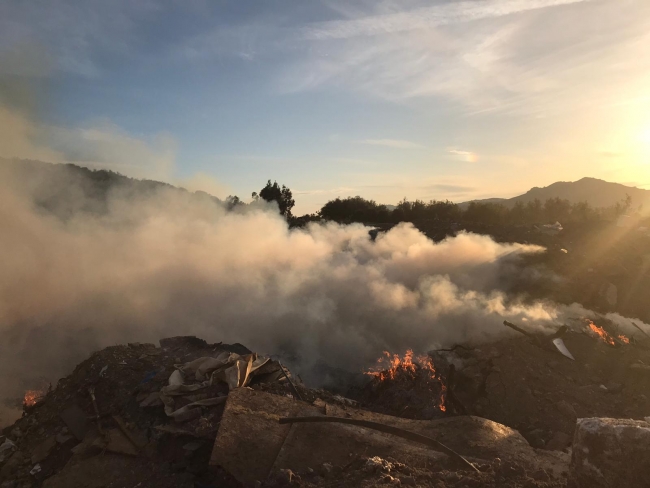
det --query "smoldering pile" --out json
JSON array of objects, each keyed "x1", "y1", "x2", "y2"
[
  {"x1": 3, "y1": 314, "x2": 650, "y2": 487},
  {"x1": 0, "y1": 159, "x2": 618, "y2": 424},
  {"x1": 355, "y1": 350, "x2": 449, "y2": 420}
]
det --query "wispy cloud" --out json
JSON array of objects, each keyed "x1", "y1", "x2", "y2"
[
  {"x1": 358, "y1": 138, "x2": 425, "y2": 149},
  {"x1": 448, "y1": 148, "x2": 478, "y2": 162},
  {"x1": 0, "y1": 0, "x2": 160, "y2": 77},
  {"x1": 281, "y1": 0, "x2": 650, "y2": 117},
  {"x1": 302, "y1": 0, "x2": 591, "y2": 40}
]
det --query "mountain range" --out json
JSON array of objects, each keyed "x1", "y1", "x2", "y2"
[
  {"x1": 3, "y1": 159, "x2": 649, "y2": 216},
  {"x1": 459, "y1": 178, "x2": 650, "y2": 211}
]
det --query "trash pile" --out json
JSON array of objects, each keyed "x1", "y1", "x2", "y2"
[
  {"x1": 0, "y1": 336, "x2": 301, "y2": 487},
  {"x1": 2, "y1": 325, "x2": 650, "y2": 488},
  {"x1": 350, "y1": 318, "x2": 650, "y2": 454}
]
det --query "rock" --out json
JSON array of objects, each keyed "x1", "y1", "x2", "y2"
[
  {"x1": 556, "y1": 400, "x2": 576, "y2": 419},
  {"x1": 0, "y1": 438, "x2": 16, "y2": 455},
  {"x1": 398, "y1": 475, "x2": 416, "y2": 485},
  {"x1": 530, "y1": 468, "x2": 550, "y2": 482},
  {"x1": 0, "y1": 451, "x2": 24, "y2": 479},
  {"x1": 31, "y1": 436, "x2": 57, "y2": 464},
  {"x1": 318, "y1": 462, "x2": 333, "y2": 478},
  {"x1": 524, "y1": 429, "x2": 546, "y2": 449},
  {"x1": 55, "y1": 434, "x2": 74, "y2": 445},
  {"x1": 182, "y1": 441, "x2": 203, "y2": 452},
  {"x1": 570, "y1": 418, "x2": 650, "y2": 488},
  {"x1": 545, "y1": 431, "x2": 571, "y2": 451}
]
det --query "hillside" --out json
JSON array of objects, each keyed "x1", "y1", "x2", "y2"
[
  {"x1": 0, "y1": 158, "x2": 221, "y2": 220},
  {"x1": 460, "y1": 178, "x2": 650, "y2": 210}
]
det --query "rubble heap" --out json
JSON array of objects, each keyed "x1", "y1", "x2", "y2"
[
  {"x1": 2, "y1": 327, "x2": 650, "y2": 488},
  {"x1": 351, "y1": 320, "x2": 650, "y2": 453},
  {"x1": 0, "y1": 336, "x2": 300, "y2": 487}
]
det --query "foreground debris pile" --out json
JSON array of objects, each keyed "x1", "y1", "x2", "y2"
[
  {"x1": 351, "y1": 318, "x2": 650, "y2": 453},
  {"x1": 2, "y1": 330, "x2": 650, "y2": 488},
  {"x1": 0, "y1": 337, "x2": 295, "y2": 487}
]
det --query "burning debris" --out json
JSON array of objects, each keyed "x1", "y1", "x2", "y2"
[
  {"x1": 2, "y1": 331, "x2": 650, "y2": 487},
  {"x1": 22, "y1": 391, "x2": 45, "y2": 409},
  {"x1": 22, "y1": 381, "x2": 51, "y2": 410},
  {"x1": 587, "y1": 321, "x2": 617, "y2": 346},
  {"x1": 363, "y1": 349, "x2": 448, "y2": 415}
]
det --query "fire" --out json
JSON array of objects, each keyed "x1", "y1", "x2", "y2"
[
  {"x1": 415, "y1": 353, "x2": 447, "y2": 412},
  {"x1": 618, "y1": 334, "x2": 630, "y2": 344},
  {"x1": 365, "y1": 349, "x2": 418, "y2": 381},
  {"x1": 366, "y1": 349, "x2": 447, "y2": 412},
  {"x1": 587, "y1": 321, "x2": 616, "y2": 346},
  {"x1": 23, "y1": 389, "x2": 45, "y2": 407}
]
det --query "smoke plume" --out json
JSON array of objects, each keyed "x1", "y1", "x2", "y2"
[{"x1": 4, "y1": 159, "x2": 645, "y2": 428}]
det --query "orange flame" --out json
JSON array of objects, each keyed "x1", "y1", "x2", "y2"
[
  {"x1": 415, "y1": 354, "x2": 446, "y2": 412},
  {"x1": 365, "y1": 349, "x2": 418, "y2": 381},
  {"x1": 23, "y1": 389, "x2": 45, "y2": 407},
  {"x1": 366, "y1": 350, "x2": 447, "y2": 412},
  {"x1": 617, "y1": 334, "x2": 630, "y2": 344},
  {"x1": 588, "y1": 321, "x2": 616, "y2": 346}
]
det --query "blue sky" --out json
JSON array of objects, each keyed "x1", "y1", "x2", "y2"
[{"x1": 2, "y1": 0, "x2": 650, "y2": 213}]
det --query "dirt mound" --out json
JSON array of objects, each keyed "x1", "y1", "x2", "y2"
[
  {"x1": 352, "y1": 326, "x2": 650, "y2": 451},
  {"x1": 2, "y1": 329, "x2": 649, "y2": 487},
  {"x1": 0, "y1": 337, "x2": 293, "y2": 487}
]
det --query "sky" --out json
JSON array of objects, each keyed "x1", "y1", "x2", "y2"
[{"x1": 1, "y1": 0, "x2": 650, "y2": 214}]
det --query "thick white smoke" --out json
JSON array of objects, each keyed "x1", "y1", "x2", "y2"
[{"x1": 0, "y1": 161, "x2": 645, "y2": 425}]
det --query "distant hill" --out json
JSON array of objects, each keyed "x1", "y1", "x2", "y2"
[
  {"x1": 460, "y1": 178, "x2": 650, "y2": 211},
  {"x1": 0, "y1": 158, "x2": 222, "y2": 220}
]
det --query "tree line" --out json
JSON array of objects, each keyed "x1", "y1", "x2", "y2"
[{"x1": 230, "y1": 180, "x2": 634, "y2": 227}]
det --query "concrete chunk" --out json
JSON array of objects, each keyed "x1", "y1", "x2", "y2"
[{"x1": 570, "y1": 418, "x2": 650, "y2": 487}]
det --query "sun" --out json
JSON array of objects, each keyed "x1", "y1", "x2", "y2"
[{"x1": 640, "y1": 127, "x2": 650, "y2": 146}]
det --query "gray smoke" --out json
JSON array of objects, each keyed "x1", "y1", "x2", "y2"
[{"x1": 0, "y1": 161, "x2": 646, "y2": 426}]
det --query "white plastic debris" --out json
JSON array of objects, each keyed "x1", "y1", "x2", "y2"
[
  {"x1": 552, "y1": 338, "x2": 575, "y2": 361},
  {"x1": 30, "y1": 464, "x2": 42, "y2": 475},
  {"x1": 99, "y1": 365, "x2": 108, "y2": 377}
]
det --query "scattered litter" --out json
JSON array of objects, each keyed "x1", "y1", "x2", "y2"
[
  {"x1": 552, "y1": 338, "x2": 575, "y2": 360},
  {"x1": 99, "y1": 365, "x2": 108, "y2": 377},
  {"x1": 29, "y1": 464, "x2": 42, "y2": 476}
]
